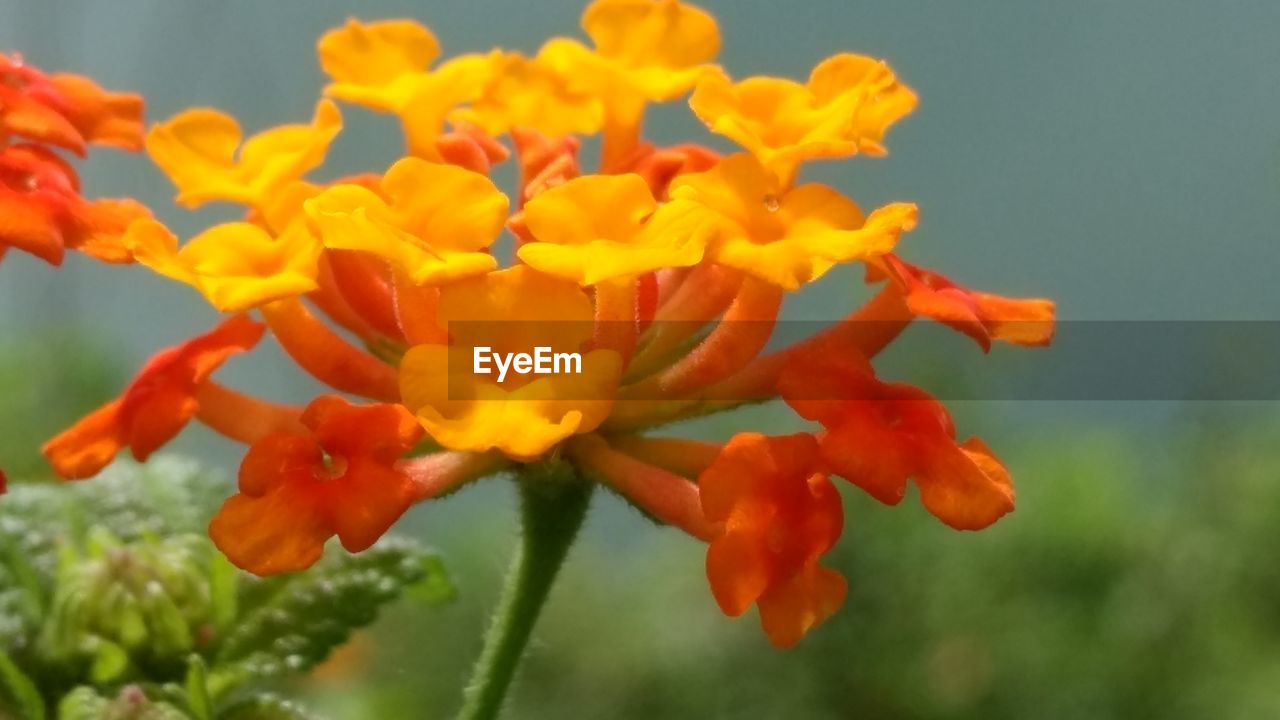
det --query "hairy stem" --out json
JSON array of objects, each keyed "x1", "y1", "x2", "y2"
[{"x1": 457, "y1": 473, "x2": 593, "y2": 720}]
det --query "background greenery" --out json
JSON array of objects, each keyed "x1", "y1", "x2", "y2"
[{"x1": 2, "y1": 0, "x2": 1279, "y2": 717}]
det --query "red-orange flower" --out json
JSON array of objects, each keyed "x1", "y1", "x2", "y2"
[
  {"x1": 209, "y1": 396, "x2": 425, "y2": 575},
  {"x1": 0, "y1": 143, "x2": 148, "y2": 265},
  {"x1": 874, "y1": 254, "x2": 1055, "y2": 351},
  {"x1": 700, "y1": 432, "x2": 847, "y2": 648},
  {"x1": 42, "y1": 315, "x2": 265, "y2": 479},
  {"x1": 0, "y1": 53, "x2": 143, "y2": 154},
  {"x1": 781, "y1": 353, "x2": 1014, "y2": 531}
]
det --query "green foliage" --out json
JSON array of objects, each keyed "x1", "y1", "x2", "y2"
[{"x1": 0, "y1": 458, "x2": 452, "y2": 720}]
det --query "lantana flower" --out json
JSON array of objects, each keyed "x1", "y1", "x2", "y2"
[
  {"x1": 47, "y1": 0, "x2": 1055, "y2": 671},
  {"x1": 0, "y1": 53, "x2": 147, "y2": 265}
]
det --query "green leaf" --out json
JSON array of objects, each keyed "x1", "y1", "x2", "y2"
[
  {"x1": 88, "y1": 640, "x2": 130, "y2": 684},
  {"x1": 0, "y1": 649, "x2": 46, "y2": 720},
  {"x1": 216, "y1": 540, "x2": 447, "y2": 679},
  {"x1": 208, "y1": 554, "x2": 239, "y2": 635},
  {"x1": 408, "y1": 553, "x2": 457, "y2": 606},
  {"x1": 184, "y1": 656, "x2": 212, "y2": 720}
]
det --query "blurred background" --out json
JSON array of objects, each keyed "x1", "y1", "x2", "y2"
[{"x1": 2, "y1": 1, "x2": 1279, "y2": 717}]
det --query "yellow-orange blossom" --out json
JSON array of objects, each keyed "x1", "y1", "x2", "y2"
[{"x1": 44, "y1": 0, "x2": 1054, "y2": 648}]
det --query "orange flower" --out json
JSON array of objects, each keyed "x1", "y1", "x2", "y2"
[
  {"x1": 700, "y1": 432, "x2": 847, "y2": 648},
  {"x1": 780, "y1": 353, "x2": 1015, "y2": 531},
  {"x1": 0, "y1": 143, "x2": 148, "y2": 265},
  {"x1": 0, "y1": 54, "x2": 143, "y2": 154},
  {"x1": 209, "y1": 396, "x2": 424, "y2": 575},
  {"x1": 874, "y1": 254, "x2": 1056, "y2": 351},
  {"x1": 42, "y1": 315, "x2": 265, "y2": 479}
]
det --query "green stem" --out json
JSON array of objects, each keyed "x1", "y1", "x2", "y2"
[{"x1": 457, "y1": 473, "x2": 593, "y2": 720}]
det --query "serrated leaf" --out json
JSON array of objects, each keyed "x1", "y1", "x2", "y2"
[
  {"x1": 0, "y1": 648, "x2": 47, "y2": 720},
  {"x1": 215, "y1": 540, "x2": 444, "y2": 679}
]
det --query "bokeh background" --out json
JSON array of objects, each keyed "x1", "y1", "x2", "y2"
[{"x1": 3, "y1": 1, "x2": 1280, "y2": 718}]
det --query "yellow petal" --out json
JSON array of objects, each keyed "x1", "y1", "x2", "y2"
[
  {"x1": 519, "y1": 174, "x2": 708, "y2": 284},
  {"x1": 306, "y1": 158, "x2": 506, "y2": 285},
  {"x1": 146, "y1": 100, "x2": 341, "y2": 209},
  {"x1": 125, "y1": 219, "x2": 321, "y2": 312},
  {"x1": 688, "y1": 53, "x2": 916, "y2": 178},
  {"x1": 319, "y1": 19, "x2": 440, "y2": 88},
  {"x1": 451, "y1": 50, "x2": 604, "y2": 137},
  {"x1": 582, "y1": 0, "x2": 720, "y2": 100},
  {"x1": 672, "y1": 154, "x2": 913, "y2": 290},
  {"x1": 399, "y1": 344, "x2": 621, "y2": 461}
]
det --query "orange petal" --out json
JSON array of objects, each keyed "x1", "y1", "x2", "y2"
[{"x1": 41, "y1": 400, "x2": 126, "y2": 480}]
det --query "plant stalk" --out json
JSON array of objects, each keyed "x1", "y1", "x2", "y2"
[{"x1": 456, "y1": 474, "x2": 593, "y2": 720}]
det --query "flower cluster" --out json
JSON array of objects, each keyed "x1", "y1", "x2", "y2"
[
  {"x1": 44, "y1": 0, "x2": 1054, "y2": 647},
  {"x1": 0, "y1": 52, "x2": 146, "y2": 266}
]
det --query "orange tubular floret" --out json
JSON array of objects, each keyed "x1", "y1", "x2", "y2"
[
  {"x1": 626, "y1": 262, "x2": 742, "y2": 380},
  {"x1": 877, "y1": 254, "x2": 1055, "y2": 351},
  {"x1": 568, "y1": 434, "x2": 716, "y2": 541},
  {"x1": 308, "y1": 252, "x2": 384, "y2": 341},
  {"x1": 260, "y1": 298, "x2": 401, "y2": 402},
  {"x1": 590, "y1": 277, "x2": 639, "y2": 364},
  {"x1": 650, "y1": 274, "x2": 783, "y2": 396},
  {"x1": 780, "y1": 352, "x2": 1015, "y2": 531},
  {"x1": 209, "y1": 395, "x2": 425, "y2": 575},
  {"x1": 706, "y1": 283, "x2": 913, "y2": 401},
  {"x1": 605, "y1": 435, "x2": 722, "y2": 479},
  {"x1": 193, "y1": 381, "x2": 305, "y2": 445},
  {"x1": 325, "y1": 249, "x2": 406, "y2": 342},
  {"x1": 398, "y1": 450, "x2": 510, "y2": 501},
  {"x1": 392, "y1": 273, "x2": 448, "y2": 346},
  {"x1": 511, "y1": 127, "x2": 581, "y2": 207},
  {"x1": 700, "y1": 432, "x2": 847, "y2": 648},
  {"x1": 43, "y1": 315, "x2": 264, "y2": 479}
]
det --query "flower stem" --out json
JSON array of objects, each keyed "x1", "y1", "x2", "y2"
[{"x1": 457, "y1": 474, "x2": 593, "y2": 720}]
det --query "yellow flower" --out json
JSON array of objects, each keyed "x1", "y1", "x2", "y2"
[
  {"x1": 319, "y1": 18, "x2": 488, "y2": 158},
  {"x1": 398, "y1": 266, "x2": 622, "y2": 460},
  {"x1": 305, "y1": 157, "x2": 506, "y2": 286},
  {"x1": 690, "y1": 54, "x2": 917, "y2": 184},
  {"x1": 563, "y1": 0, "x2": 720, "y2": 101},
  {"x1": 451, "y1": 50, "x2": 604, "y2": 138},
  {"x1": 671, "y1": 153, "x2": 918, "y2": 291},
  {"x1": 518, "y1": 173, "x2": 708, "y2": 285},
  {"x1": 123, "y1": 218, "x2": 322, "y2": 312},
  {"x1": 318, "y1": 18, "x2": 441, "y2": 107},
  {"x1": 145, "y1": 100, "x2": 341, "y2": 210},
  {"x1": 540, "y1": 0, "x2": 721, "y2": 168}
]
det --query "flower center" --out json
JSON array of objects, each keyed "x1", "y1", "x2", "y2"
[{"x1": 314, "y1": 451, "x2": 348, "y2": 482}]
